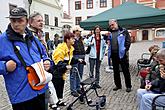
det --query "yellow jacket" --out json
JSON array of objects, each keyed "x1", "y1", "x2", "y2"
[{"x1": 52, "y1": 42, "x2": 74, "y2": 80}]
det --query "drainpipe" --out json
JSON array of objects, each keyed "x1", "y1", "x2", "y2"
[{"x1": 28, "y1": 0, "x2": 32, "y2": 15}]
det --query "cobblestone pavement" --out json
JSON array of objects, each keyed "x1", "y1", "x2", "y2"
[{"x1": 0, "y1": 41, "x2": 162, "y2": 110}]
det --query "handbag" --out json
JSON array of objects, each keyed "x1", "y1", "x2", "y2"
[
  {"x1": 85, "y1": 37, "x2": 93, "y2": 54},
  {"x1": 12, "y1": 39, "x2": 52, "y2": 90},
  {"x1": 139, "y1": 68, "x2": 150, "y2": 78}
]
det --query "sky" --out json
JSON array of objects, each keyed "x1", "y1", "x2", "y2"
[{"x1": 61, "y1": 0, "x2": 68, "y2": 13}]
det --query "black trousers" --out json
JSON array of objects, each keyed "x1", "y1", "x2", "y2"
[
  {"x1": 52, "y1": 78, "x2": 65, "y2": 99},
  {"x1": 12, "y1": 93, "x2": 45, "y2": 110},
  {"x1": 111, "y1": 52, "x2": 132, "y2": 88}
]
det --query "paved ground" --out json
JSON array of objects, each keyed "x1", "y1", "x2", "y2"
[{"x1": 0, "y1": 40, "x2": 162, "y2": 110}]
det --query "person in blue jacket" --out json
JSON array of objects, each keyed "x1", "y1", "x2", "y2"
[
  {"x1": 0, "y1": 7, "x2": 50, "y2": 110},
  {"x1": 108, "y1": 19, "x2": 132, "y2": 92},
  {"x1": 85, "y1": 25, "x2": 106, "y2": 88}
]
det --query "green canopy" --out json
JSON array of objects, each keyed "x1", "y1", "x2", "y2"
[{"x1": 80, "y1": 2, "x2": 165, "y2": 30}]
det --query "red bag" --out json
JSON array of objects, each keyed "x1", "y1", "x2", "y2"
[{"x1": 139, "y1": 68, "x2": 150, "y2": 78}]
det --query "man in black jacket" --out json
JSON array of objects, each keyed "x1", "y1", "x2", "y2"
[{"x1": 108, "y1": 19, "x2": 132, "y2": 92}]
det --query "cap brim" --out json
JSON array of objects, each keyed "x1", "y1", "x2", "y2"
[{"x1": 6, "y1": 16, "x2": 24, "y2": 19}]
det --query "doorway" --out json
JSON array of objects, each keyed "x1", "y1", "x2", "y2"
[
  {"x1": 45, "y1": 32, "x2": 49, "y2": 43},
  {"x1": 142, "y1": 30, "x2": 148, "y2": 40}
]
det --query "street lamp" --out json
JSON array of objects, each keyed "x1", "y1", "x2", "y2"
[{"x1": 28, "y1": 0, "x2": 32, "y2": 15}]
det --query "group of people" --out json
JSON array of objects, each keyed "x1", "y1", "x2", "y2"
[{"x1": 0, "y1": 7, "x2": 134, "y2": 110}]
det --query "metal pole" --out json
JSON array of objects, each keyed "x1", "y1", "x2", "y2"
[{"x1": 28, "y1": 0, "x2": 32, "y2": 15}]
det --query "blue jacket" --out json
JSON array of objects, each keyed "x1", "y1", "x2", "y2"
[
  {"x1": 108, "y1": 28, "x2": 131, "y2": 59},
  {"x1": 85, "y1": 34, "x2": 106, "y2": 61},
  {"x1": 0, "y1": 25, "x2": 48, "y2": 104}
]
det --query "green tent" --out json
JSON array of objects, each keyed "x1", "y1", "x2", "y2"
[{"x1": 80, "y1": 2, "x2": 165, "y2": 30}]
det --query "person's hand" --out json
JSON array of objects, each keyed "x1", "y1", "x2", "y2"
[
  {"x1": 66, "y1": 65, "x2": 72, "y2": 70},
  {"x1": 145, "y1": 80, "x2": 152, "y2": 90},
  {"x1": 145, "y1": 84, "x2": 152, "y2": 91},
  {"x1": 6, "y1": 60, "x2": 16, "y2": 72},
  {"x1": 43, "y1": 60, "x2": 51, "y2": 71},
  {"x1": 160, "y1": 69, "x2": 165, "y2": 79},
  {"x1": 78, "y1": 59, "x2": 83, "y2": 63}
]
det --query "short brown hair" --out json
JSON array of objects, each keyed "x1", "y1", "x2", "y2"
[{"x1": 64, "y1": 32, "x2": 75, "y2": 42}]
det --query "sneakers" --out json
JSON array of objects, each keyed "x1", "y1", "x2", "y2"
[
  {"x1": 126, "y1": 88, "x2": 131, "y2": 92},
  {"x1": 71, "y1": 91, "x2": 79, "y2": 97},
  {"x1": 49, "y1": 104, "x2": 60, "y2": 110},
  {"x1": 56, "y1": 100, "x2": 67, "y2": 106},
  {"x1": 113, "y1": 87, "x2": 122, "y2": 91},
  {"x1": 105, "y1": 66, "x2": 113, "y2": 73}
]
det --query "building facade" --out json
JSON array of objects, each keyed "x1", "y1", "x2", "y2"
[
  {"x1": 68, "y1": 0, "x2": 112, "y2": 27},
  {"x1": 0, "y1": 0, "x2": 63, "y2": 40},
  {"x1": 112, "y1": 0, "x2": 165, "y2": 41},
  {"x1": 30, "y1": 0, "x2": 63, "y2": 40},
  {"x1": 0, "y1": 0, "x2": 27, "y2": 32},
  {"x1": 61, "y1": 12, "x2": 74, "y2": 35}
]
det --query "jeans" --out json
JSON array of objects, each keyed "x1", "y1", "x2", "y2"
[
  {"x1": 89, "y1": 58, "x2": 101, "y2": 85},
  {"x1": 70, "y1": 55, "x2": 85, "y2": 92},
  {"x1": 108, "y1": 51, "x2": 112, "y2": 67},
  {"x1": 137, "y1": 89, "x2": 165, "y2": 110}
]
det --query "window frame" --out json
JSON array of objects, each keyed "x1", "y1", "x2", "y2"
[
  {"x1": 86, "y1": 0, "x2": 93, "y2": 9},
  {"x1": 75, "y1": 17, "x2": 82, "y2": 25},
  {"x1": 100, "y1": 0, "x2": 107, "y2": 8},
  {"x1": 54, "y1": 17, "x2": 58, "y2": 27},
  {"x1": 75, "y1": 1, "x2": 81, "y2": 10},
  {"x1": 44, "y1": 14, "x2": 49, "y2": 25}
]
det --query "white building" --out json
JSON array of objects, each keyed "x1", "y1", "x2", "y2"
[
  {"x1": 68, "y1": 0, "x2": 112, "y2": 30},
  {"x1": 0, "y1": 0, "x2": 27, "y2": 32},
  {"x1": 30, "y1": 0, "x2": 63, "y2": 40},
  {"x1": 0, "y1": 0, "x2": 63, "y2": 40},
  {"x1": 61, "y1": 12, "x2": 74, "y2": 35}
]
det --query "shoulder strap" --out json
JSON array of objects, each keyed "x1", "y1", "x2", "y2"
[
  {"x1": 12, "y1": 38, "x2": 43, "y2": 69},
  {"x1": 12, "y1": 42, "x2": 27, "y2": 69},
  {"x1": 33, "y1": 38, "x2": 42, "y2": 59}
]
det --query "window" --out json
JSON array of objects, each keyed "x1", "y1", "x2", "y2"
[
  {"x1": 55, "y1": 17, "x2": 58, "y2": 27},
  {"x1": 9, "y1": 4, "x2": 17, "y2": 11},
  {"x1": 75, "y1": 17, "x2": 82, "y2": 25},
  {"x1": 87, "y1": 0, "x2": 93, "y2": 9},
  {"x1": 75, "y1": 1, "x2": 81, "y2": 10},
  {"x1": 121, "y1": 0, "x2": 127, "y2": 4},
  {"x1": 156, "y1": 29, "x2": 165, "y2": 38},
  {"x1": 44, "y1": 14, "x2": 49, "y2": 25},
  {"x1": 100, "y1": 0, "x2": 107, "y2": 8}
]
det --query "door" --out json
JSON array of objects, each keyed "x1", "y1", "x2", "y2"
[{"x1": 142, "y1": 30, "x2": 148, "y2": 40}]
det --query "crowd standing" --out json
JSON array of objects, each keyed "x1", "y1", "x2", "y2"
[{"x1": 1, "y1": 7, "x2": 165, "y2": 110}]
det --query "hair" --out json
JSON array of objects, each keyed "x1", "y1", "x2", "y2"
[
  {"x1": 54, "y1": 33, "x2": 59, "y2": 38},
  {"x1": 109, "y1": 19, "x2": 117, "y2": 24},
  {"x1": 156, "y1": 49, "x2": 165, "y2": 59},
  {"x1": 29, "y1": 12, "x2": 42, "y2": 23},
  {"x1": 93, "y1": 25, "x2": 102, "y2": 35},
  {"x1": 64, "y1": 32, "x2": 75, "y2": 42}
]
